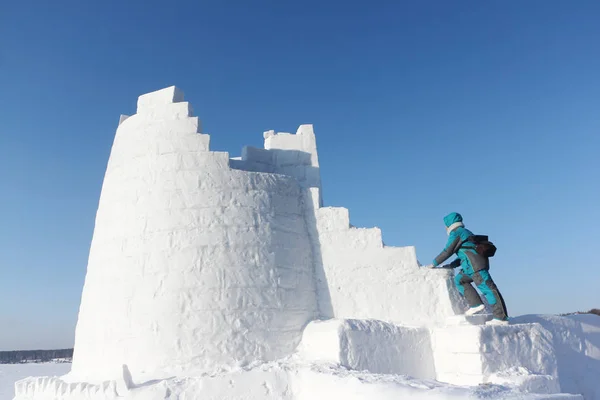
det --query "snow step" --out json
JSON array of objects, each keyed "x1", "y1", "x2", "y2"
[
  {"x1": 445, "y1": 313, "x2": 493, "y2": 326},
  {"x1": 297, "y1": 319, "x2": 436, "y2": 379},
  {"x1": 431, "y1": 322, "x2": 560, "y2": 392}
]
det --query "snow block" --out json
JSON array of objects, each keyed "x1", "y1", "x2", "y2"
[
  {"x1": 136, "y1": 86, "x2": 184, "y2": 112},
  {"x1": 431, "y1": 323, "x2": 559, "y2": 389},
  {"x1": 297, "y1": 319, "x2": 436, "y2": 379},
  {"x1": 487, "y1": 368, "x2": 561, "y2": 395},
  {"x1": 263, "y1": 129, "x2": 275, "y2": 139},
  {"x1": 316, "y1": 207, "x2": 350, "y2": 232},
  {"x1": 296, "y1": 123, "x2": 315, "y2": 136},
  {"x1": 315, "y1": 234, "x2": 461, "y2": 326},
  {"x1": 444, "y1": 313, "x2": 493, "y2": 326},
  {"x1": 232, "y1": 136, "x2": 319, "y2": 191},
  {"x1": 243, "y1": 146, "x2": 275, "y2": 165},
  {"x1": 273, "y1": 149, "x2": 312, "y2": 167},
  {"x1": 512, "y1": 314, "x2": 600, "y2": 400},
  {"x1": 264, "y1": 126, "x2": 319, "y2": 167},
  {"x1": 116, "y1": 114, "x2": 201, "y2": 135},
  {"x1": 136, "y1": 102, "x2": 194, "y2": 120}
]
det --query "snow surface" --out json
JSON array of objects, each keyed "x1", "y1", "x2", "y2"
[
  {"x1": 12, "y1": 359, "x2": 585, "y2": 400},
  {"x1": 0, "y1": 363, "x2": 70, "y2": 400},
  {"x1": 15, "y1": 87, "x2": 600, "y2": 399},
  {"x1": 512, "y1": 314, "x2": 600, "y2": 400}
]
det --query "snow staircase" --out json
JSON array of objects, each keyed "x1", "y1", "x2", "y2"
[
  {"x1": 298, "y1": 317, "x2": 569, "y2": 397},
  {"x1": 308, "y1": 203, "x2": 461, "y2": 326}
]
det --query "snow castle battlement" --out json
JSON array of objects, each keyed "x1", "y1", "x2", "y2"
[
  {"x1": 67, "y1": 86, "x2": 462, "y2": 383},
  {"x1": 14, "y1": 87, "x2": 600, "y2": 400}
]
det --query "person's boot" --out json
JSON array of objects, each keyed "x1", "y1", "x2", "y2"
[
  {"x1": 486, "y1": 318, "x2": 509, "y2": 326},
  {"x1": 465, "y1": 304, "x2": 485, "y2": 316}
]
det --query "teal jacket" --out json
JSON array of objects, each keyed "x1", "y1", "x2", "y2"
[{"x1": 432, "y1": 212, "x2": 489, "y2": 275}]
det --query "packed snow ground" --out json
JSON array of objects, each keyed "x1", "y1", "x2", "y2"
[
  {"x1": 10, "y1": 357, "x2": 584, "y2": 400},
  {"x1": 0, "y1": 363, "x2": 70, "y2": 400}
]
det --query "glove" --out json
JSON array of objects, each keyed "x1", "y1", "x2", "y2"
[{"x1": 446, "y1": 259, "x2": 462, "y2": 269}]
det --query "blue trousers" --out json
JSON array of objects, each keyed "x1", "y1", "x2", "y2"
[{"x1": 454, "y1": 270, "x2": 508, "y2": 320}]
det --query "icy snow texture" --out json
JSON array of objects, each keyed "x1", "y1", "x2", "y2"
[
  {"x1": 513, "y1": 314, "x2": 600, "y2": 400},
  {"x1": 70, "y1": 87, "x2": 322, "y2": 383},
  {"x1": 230, "y1": 125, "x2": 321, "y2": 194},
  {"x1": 312, "y1": 212, "x2": 464, "y2": 325},
  {"x1": 297, "y1": 319, "x2": 436, "y2": 379},
  {"x1": 12, "y1": 361, "x2": 584, "y2": 400},
  {"x1": 432, "y1": 322, "x2": 559, "y2": 388},
  {"x1": 66, "y1": 86, "x2": 461, "y2": 383},
  {"x1": 296, "y1": 318, "x2": 573, "y2": 395},
  {"x1": 0, "y1": 363, "x2": 71, "y2": 400}
]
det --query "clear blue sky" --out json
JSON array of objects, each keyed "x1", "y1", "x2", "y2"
[{"x1": 1, "y1": 1, "x2": 599, "y2": 350}]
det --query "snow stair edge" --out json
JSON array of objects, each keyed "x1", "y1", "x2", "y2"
[{"x1": 298, "y1": 317, "x2": 578, "y2": 397}]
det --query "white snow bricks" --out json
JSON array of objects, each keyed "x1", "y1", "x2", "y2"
[
  {"x1": 231, "y1": 125, "x2": 321, "y2": 193},
  {"x1": 512, "y1": 314, "x2": 600, "y2": 400},
  {"x1": 69, "y1": 86, "x2": 465, "y2": 384},
  {"x1": 228, "y1": 121, "x2": 463, "y2": 327},
  {"x1": 297, "y1": 319, "x2": 436, "y2": 380},
  {"x1": 297, "y1": 319, "x2": 566, "y2": 396},
  {"x1": 313, "y1": 205, "x2": 463, "y2": 326},
  {"x1": 431, "y1": 322, "x2": 560, "y2": 392},
  {"x1": 70, "y1": 87, "x2": 320, "y2": 383}
]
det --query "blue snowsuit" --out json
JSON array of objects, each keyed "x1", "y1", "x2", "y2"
[{"x1": 433, "y1": 212, "x2": 508, "y2": 321}]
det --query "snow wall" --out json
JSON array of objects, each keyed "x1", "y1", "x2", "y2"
[{"x1": 68, "y1": 86, "x2": 462, "y2": 383}]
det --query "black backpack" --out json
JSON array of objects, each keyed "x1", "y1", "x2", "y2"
[{"x1": 463, "y1": 235, "x2": 497, "y2": 258}]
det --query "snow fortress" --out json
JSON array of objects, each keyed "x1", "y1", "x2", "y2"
[{"x1": 15, "y1": 87, "x2": 600, "y2": 400}]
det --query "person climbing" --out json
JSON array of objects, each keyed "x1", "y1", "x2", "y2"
[{"x1": 427, "y1": 212, "x2": 509, "y2": 325}]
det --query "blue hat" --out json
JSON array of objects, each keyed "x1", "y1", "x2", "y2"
[{"x1": 443, "y1": 212, "x2": 463, "y2": 228}]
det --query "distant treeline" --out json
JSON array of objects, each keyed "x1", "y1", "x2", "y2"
[
  {"x1": 561, "y1": 309, "x2": 600, "y2": 317},
  {"x1": 0, "y1": 349, "x2": 73, "y2": 364}
]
